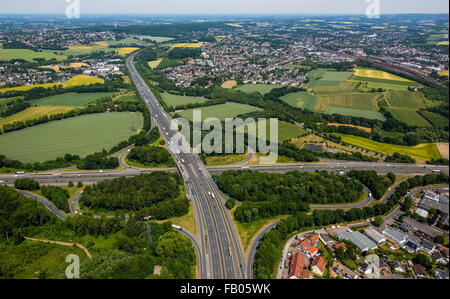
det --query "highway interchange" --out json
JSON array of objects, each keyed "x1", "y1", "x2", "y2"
[{"x1": 1, "y1": 51, "x2": 448, "y2": 279}]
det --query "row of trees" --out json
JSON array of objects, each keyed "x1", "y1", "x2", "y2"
[
  {"x1": 216, "y1": 170, "x2": 364, "y2": 222},
  {"x1": 253, "y1": 173, "x2": 449, "y2": 278}
]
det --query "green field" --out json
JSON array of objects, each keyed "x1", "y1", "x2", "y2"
[
  {"x1": 331, "y1": 133, "x2": 441, "y2": 161},
  {"x1": 306, "y1": 69, "x2": 352, "y2": 88},
  {"x1": 316, "y1": 93, "x2": 382, "y2": 112},
  {"x1": 0, "y1": 240, "x2": 88, "y2": 279},
  {"x1": 280, "y1": 91, "x2": 317, "y2": 110},
  {"x1": 326, "y1": 106, "x2": 386, "y2": 121},
  {"x1": 236, "y1": 120, "x2": 308, "y2": 143},
  {"x1": 386, "y1": 108, "x2": 431, "y2": 127},
  {"x1": 352, "y1": 77, "x2": 417, "y2": 92},
  {"x1": 0, "y1": 106, "x2": 75, "y2": 130},
  {"x1": 177, "y1": 102, "x2": 261, "y2": 122},
  {"x1": 109, "y1": 36, "x2": 174, "y2": 45},
  {"x1": 385, "y1": 91, "x2": 426, "y2": 109},
  {"x1": 161, "y1": 93, "x2": 206, "y2": 107},
  {"x1": 235, "y1": 84, "x2": 283, "y2": 95},
  {"x1": 32, "y1": 92, "x2": 118, "y2": 107},
  {"x1": 0, "y1": 112, "x2": 143, "y2": 163},
  {"x1": 0, "y1": 49, "x2": 66, "y2": 62},
  {"x1": 418, "y1": 110, "x2": 449, "y2": 128}
]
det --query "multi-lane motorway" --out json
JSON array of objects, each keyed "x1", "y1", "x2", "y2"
[{"x1": 125, "y1": 52, "x2": 245, "y2": 279}]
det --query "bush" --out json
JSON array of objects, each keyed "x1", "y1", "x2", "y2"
[
  {"x1": 225, "y1": 198, "x2": 236, "y2": 209},
  {"x1": 14, "y1": 178, "x2": 40, "y2": 191}
]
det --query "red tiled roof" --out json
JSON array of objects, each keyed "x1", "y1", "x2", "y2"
[
  {"x1": 311, "y1": 256, "x2": 326, "y2": 273},
  {"x1": 334, "y1": 243, "x2": 347, "y2": 251},
  {"x1": 301, "y1": 269, "x2": 311, "y2": 279},
  {"x1": 310, "y1": 234, "x2": 320, "y2": 244},
  {"x1": 307, "y1": 246, "x2": 318, "y2": 255},
  {"x1": 300, "y1": 239, "x2": 311, "y2": 251},
  {"x1": 289, "y1": 252, "x2": 305, "y2": 278}
]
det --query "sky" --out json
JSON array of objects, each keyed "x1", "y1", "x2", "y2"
[{"x1": 0, "y1": 0, "x2": 448, "y2": 15}]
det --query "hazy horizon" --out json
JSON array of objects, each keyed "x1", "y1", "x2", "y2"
[{"x1": 1, "y1": 0, "x2": 448, "y2": 15}]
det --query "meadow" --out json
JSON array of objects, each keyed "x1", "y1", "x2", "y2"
[
  {"x1": 385, "y1": 108, "x2": 431, "y2": 127},
  {"x1": 161, "y1": 93, "x2": 206, "y2": 107},
  {"x1": 0, "y1": 49, "x2": 66, "y2": 62},
  {"x1": 236, "y1": 120, "x2": 308, "y2": 143},
  {"x1": 177, "y1": 102, "x2": 261, "y2": 122},
  {"x1": 0, "y1": 106, "x2": 75, "y2": 130},
  {"x1": 280, "y1": 91, "x2": 317, "y2": 110},
  {"x1": 235, "y1": 84, "x2": 283, "y2": 95},
  {"x1": 0, "y1": 112, "x2": 143, "y2": 163},
  {"x1": 0, "y1": 75, "x2": 104, "y2": 93},
  {"x1": 315, "y1": 93, "x2": 382, "y2": 112},
  {"x1": 32, "y1": 92, "x2": 118, "y2": 107},
  {"x1": 385, "y1": 91, "x2": 426, "y2": 109},
  {"x1": 306, "y1": 69, "x2": 352, "y2": 88},
  {"x1": 326, "y1": 106, "x2": 386, "y2": 121},
  {"x1": 331, "y1": 133, "x2": 441, "y2": 162}
]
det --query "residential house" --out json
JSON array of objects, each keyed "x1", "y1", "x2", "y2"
[
  {"x1": 359, "y1": 262, "x2": 372, "y2": 275},
  {"x1": 334, "y1": 242, "x2": 347, "y2": 252},
  {"x1": 434, "y1": 269, "x2": 449, "y2": 280},
  {"x1": 300, "y1": 239, "x2": 312, "y2": 252},
  {"x1": 289, "y1": 252, "x2": 306, "y2": 279},
  {"x1": 393, "y1": 260, "x2": 405, "y2": 273},
  {"x1": 431, "y1": 251, "x2": 446, "y2": 264},
  {"x1": 307, "y1": 245, "x2": 319, "y2": 257},
  {"x1": 310, "y1": 234, "x2": 320, "y2": 245},
  {"x1": 413, "y1": 264, "x2": 428, "y2": 278},
  {"x1": 319, "y1": 233, "x2": 334, "y2": 247},
  {"x1": 421, "y1": 240, "x2": 436, "y2": 254},
  {"x1": 311, "y1": 256, "x2": 326, "y2": 276}
]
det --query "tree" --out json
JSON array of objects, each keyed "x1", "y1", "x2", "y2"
[
  {"x1": 225, "y1": 199, "x2": 236, "y2": 209},
  {"x1": 14, "y1": 178, "x2": 40, "y2": 191},
  {"x1": 68, "y1": 181, "x2": 74, "y2": 187},
  {"x1": 77, "y1": 182, "x2": 83, "y2": 188},
  {"x1": 374, "y1": 216, "x2": 384, "y2": 227}
]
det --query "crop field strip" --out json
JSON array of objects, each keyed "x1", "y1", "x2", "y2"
[
  {"x1": 236, "y1": 119, "x2": 309, "y2": 143},
  {"x1": 0, "y1": 75, "x2": 104, "y2": 93},
  {"x1": 161, "y1": 93, "x2": 206, "y2": 107},
  {"x1": 315, "y1": 93, "x2": 382, "y2": 112},
  {"x1": 0, "y1": 112, "x2": 143, "y2": 163},
  {"x1": 0, "y1": 106, "x2": 76, "y2": 130},
  {"x1": 326, "y1": 106, "x2": 386, "y2": 121},
  {"x1": 235, "y1": 83, "x2": 284, "y2": 95},
  {"x1": 32, "y1": 92, "x2": 118, "y2": 107},
  {"x1": 176, "y1": 102, "x2": 262, "y2": 122},
  {"x1": 0, "y1": 49, "x2": 67, "y2": 62},
  {"x1": 306, "y1": 69, "x2": 352, "y2": 89},
  {"x1": 385, "y1": 108, "x2": 432, "y2": 127},
  {"x1": 331, "y1": 133, "x2": 442, "y2": 162},
  {"x1": 280, "y1": 91, "x2": 318, "y2": 110}
]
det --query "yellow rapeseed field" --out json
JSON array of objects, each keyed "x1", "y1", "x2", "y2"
[
  {"x1": 0, "y1": 75, "x2": 104, "y2": 93},
  {"x1": 354, "y1": 68, "x2": 413, "y2": 82},
  {"x1": 116, "y1": 47, "x2": 140, "y2": 56}
]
